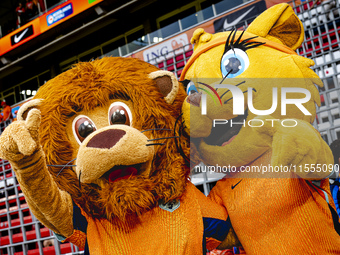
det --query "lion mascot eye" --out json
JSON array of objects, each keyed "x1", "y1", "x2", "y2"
[
  {"x1": 108, "y1": 102, "x2": 132, "y2": 126},
  {"x1": 73, "y1": 115, "x2": 97, "y2": 144}
]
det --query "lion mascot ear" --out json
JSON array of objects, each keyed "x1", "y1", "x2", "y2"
[
  {"x1": 17, "y1": 99, "x2": 43, "y2": 121},
  {"x1": 148, "y1": 70, "x2": 179, "y2": 104},
  {"x1": 246, "y1": 3, "x2": 304, "y2": 50}
]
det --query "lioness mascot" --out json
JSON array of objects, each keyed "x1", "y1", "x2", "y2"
[{"x1": 180, "y1": 3, "x2": 340, "y2": 254}]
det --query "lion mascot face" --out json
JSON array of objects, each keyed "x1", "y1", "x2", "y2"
[{"x1": 29, "y1": 57, "x2": 190, "y2": 219}]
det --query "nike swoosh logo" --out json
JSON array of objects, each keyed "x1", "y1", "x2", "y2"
[
  {"x1": 14, "y1": 28, "x2": 29, "y2": 44},
  {"x1": 223, "y1": 6, "x2": 255, "y2": 30},
  {"x1": 231, "y1": 179, "x2": 243, "y2": 190}
]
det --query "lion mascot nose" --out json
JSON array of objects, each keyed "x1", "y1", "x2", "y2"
[{"x1": 86, "y1": 129, "x2": 126, "y2": 149}]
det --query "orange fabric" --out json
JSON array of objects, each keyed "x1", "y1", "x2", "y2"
[
  {"x1": 64, "y1": 229, "x2": 87, "y2": 249},
  {"x1": 206, "y1": 237, "x2": 223, "y2": 251},
  {"x1": 2, "y1": 105, "x2": 11, "y2": 121},
  {"x1": 209, "y1": 247, "x2": 245, "y2": 255},
  {"x1": 67, "y1": 182, "x2": 228, "y2": 254},
  {"x1": 209, "y1": 150, "x2": 340, "y2": 255},
  {"x1": 179, "y1": 31, "x2": 297, "y2": 81}
]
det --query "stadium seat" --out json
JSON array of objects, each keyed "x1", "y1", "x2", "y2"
[
  {"x1": 166, "y1": 58, "x2": 174, "y2": 65},
  {"x1": 13, "y1": 246, "x2": 55, "y2": 255},
  {"x1": 176, "y1": 61, "x2": 185, "y2": 69},
  {"x1": 185, "y1": 50, "x2": 193, "y2": 58},
  {"x1": 175, "y1": 54, "x2": 184, "y2": 62},
  {"x1": 167, "y1": 65, "x2": 174, "y2": 72}
]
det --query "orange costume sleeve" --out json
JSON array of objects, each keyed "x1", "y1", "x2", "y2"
[
  {"x1": 54, "y1": 203, "x2": 87, "y2": 250},
  {"x1": 192, "y1": 184, "x2": 231, "y2": 251}
]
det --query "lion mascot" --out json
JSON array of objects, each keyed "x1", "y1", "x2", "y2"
[
  {"x1": 180, "y1": 3, "x2": 340, "y2": 254},
  {"x1": 0, "y1": 57, "x2": 237, "y2": 254}
]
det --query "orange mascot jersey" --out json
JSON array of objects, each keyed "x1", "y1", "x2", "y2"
[
  {"x1": 209, "y1": 151, "x2": 340, "y2": 255},
  {"x1": 61, "y1": 183, "x2": 230, "y2": 254}
]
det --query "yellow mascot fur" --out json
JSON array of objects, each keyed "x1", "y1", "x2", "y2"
[{"x1": 181, "y1": 3, "x2": 340, "y2": 254}]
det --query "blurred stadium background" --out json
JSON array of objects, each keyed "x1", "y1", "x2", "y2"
[{"x1": 0, "y1": 0, "x2": 339, "y2": 254}]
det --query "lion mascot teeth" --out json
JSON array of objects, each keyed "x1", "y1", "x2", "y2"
[
  {"x1": 0, "y1": 57, "x2": 238, "y2": 254},
  {"x1": 180, "y1": 3, "x2": 340, "y2": 254}
]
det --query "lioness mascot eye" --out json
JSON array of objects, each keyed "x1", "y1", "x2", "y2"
[
  {"x1": 0, "y1": 57, "x2": 236, "y2": 254},
  {"x1": 180, "y1": 3, "x2": 340, "y2": 254}
]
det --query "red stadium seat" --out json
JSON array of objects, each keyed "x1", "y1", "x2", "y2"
[
  {"x1": 158, "y1": 62, "x2": 164, "y2": 69},
  {"x1": 0, "y1": 227, "x2": 51, "y2": 245},
  {"x1": 4, "y1": 164, "x2": 11, "y2": 170},
  {"x1": 0, "y1": 194, "x2": 25, "y2": 208},
  {"x1": 176, "y1": 61, "x2": 185, "y2": 69},
  {"x1": 0, "y1": 203, "x2": 29, "y2": 214},
  {"x1": 166, "y1": 58, "x2": 174, "y2": 65},
  {"x1": 175, "y1": 54, "x2": 184, "y2": 62},
  {"x1": 185, "y1": 50, "x2": 193, "y2": 58},
  {"x1": 60, "y1": 243, "x2": 72, "y2": 254},
  {"x1": 167, "y1": 65, "x2": 174, "y2": 72},
  {"x1": 7, "y1": 216, "x2": 33, "y2": 229},
  {"x1": 14, "y1": 246, "x2": 56, "y2": 255}
]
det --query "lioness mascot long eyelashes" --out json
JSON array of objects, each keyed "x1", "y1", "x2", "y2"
[
  {"x1": 0, "y1": 57, "x2": 240, "y2": 254},
  {"x1": 180, "y1": 3, "x2": 340, "y2": 254}
]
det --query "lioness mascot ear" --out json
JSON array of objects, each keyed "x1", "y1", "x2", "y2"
[
  {"x1": 0, "y1": 57, "x2": 237, "y2": 254},
  {"x1": 180, "y1": 3, "x2": 340, "y2": 254}
]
